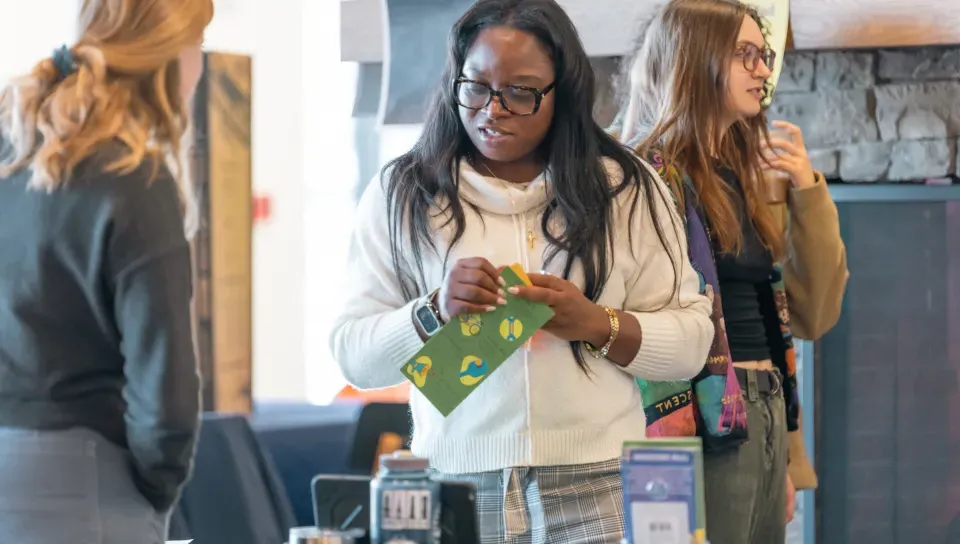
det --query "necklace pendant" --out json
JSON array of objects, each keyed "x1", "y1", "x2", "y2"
[{"x1": 527, "y1": 229, "x2": 535, "y2": 249}]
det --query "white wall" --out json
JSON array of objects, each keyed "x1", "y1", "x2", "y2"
[
  {"x1": 205, "y1": 0, "x2": 307, "y2": 402},
  {"x1": 0, "y1": 1, "x2": 80, "y2": 81},
  {"x1": 302, "y1": 1, "x2": 356, "y2": 404},
  {"x1": 209, "y1": 1, "x2": 424, "y2": 404}
]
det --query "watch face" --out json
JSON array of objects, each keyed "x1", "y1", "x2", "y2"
[{"x1": 416, "y1": 305, "x2": 440, "y2": 334}]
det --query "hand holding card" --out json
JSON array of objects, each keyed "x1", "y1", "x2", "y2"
[
  {"x1": 401, "y1": 265, "x2": 553, "y2": 416},
  {"x1": 507, "y1": 272, "x2": 609, "y2": 345},
  {"x1": 437, "y1": 257, "x2": 506, "y2": 320}
]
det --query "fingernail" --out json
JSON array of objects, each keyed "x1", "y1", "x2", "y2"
[
  {"x1": 507, "y1": 286, "x2": 520, "y2": 295},
  {"x1": 497, "y1": 297, "x2": 508, "y2": 305},
  {"x1": 497, "y1": 277, "x2": 506, "y2": 286},
  {"x1": 498, "y1": 288, "x2": 506, "y2": 297},
  {"x1": 485, "y1": 306, "x2": 497, "y2": 312}
]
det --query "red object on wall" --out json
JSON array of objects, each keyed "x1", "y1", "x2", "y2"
[{"x1": 253, "y1": 194, "x2": 271, "y2": 223}]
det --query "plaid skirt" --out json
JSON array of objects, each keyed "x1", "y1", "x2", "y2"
[{"x1": 436, "y1": 458, "x2": 624, "y2": 544}]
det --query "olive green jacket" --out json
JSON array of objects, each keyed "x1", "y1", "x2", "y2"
[{"x1": 769, "y1": 176, "x2": 849, "y2": 489}]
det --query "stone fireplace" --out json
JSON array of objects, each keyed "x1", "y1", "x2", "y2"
[
  {"x1": 496, "y1": 45, "x2": 960, "y2": 186},
  {"x1": 768, "y1": 45, "x2": 960, "y2": 183},
  {"x1": 590, "y1": 46, "x2": 960, "y2": 184}
]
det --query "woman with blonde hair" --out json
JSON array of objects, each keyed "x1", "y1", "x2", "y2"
[
  {"x1": 614, "y1": 0, "x2": 847, "y2": 542},
  {"x1": 0, "y1": 0, "x2": 213, "y2": 541}
]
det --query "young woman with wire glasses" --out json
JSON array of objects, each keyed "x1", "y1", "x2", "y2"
[{"x1": 614, "y1": 1, "x2": 848, "y2": 542}]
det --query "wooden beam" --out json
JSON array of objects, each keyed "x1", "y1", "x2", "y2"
[
  {"x1": 789, "y1": 0, "x2": 960, "y2": 49},
  {"x1": 341, "y1": 0, "x2": 960, "y2": 63}
]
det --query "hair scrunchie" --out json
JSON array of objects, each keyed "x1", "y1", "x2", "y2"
[{"x1": 52, "y1": 45, "x2": 77, "y2": 81}]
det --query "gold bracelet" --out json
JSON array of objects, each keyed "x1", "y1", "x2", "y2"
[{"x1": 585, "y1": 306, "x2": 620, "y2": 359}]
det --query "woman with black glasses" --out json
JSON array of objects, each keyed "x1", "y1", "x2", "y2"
[{"x1": 330, "y1": 0, "x2": 715, "y2": 541}]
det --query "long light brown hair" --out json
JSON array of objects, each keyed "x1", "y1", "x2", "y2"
[
  {"x1": 616, "y1": 0, "x2": 784, "y2": 258},
  {"x1": 0, "y1": 0, "x2": 214, "y2": 234}
]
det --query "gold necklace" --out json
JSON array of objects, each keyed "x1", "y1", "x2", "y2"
[{"x1": 476, "y1": 160, "x2": 541, "y2": 250}]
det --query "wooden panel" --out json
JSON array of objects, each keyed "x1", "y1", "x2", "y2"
[
  {"x1": 191, "y1": 52, "x2": 254, "y2": 414},
  {"x1": 787, "y1": 0, "x2": 960, "y2": 49}
]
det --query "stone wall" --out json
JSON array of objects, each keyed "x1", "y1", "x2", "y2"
[{"x1": 767, "y1": 46, "x2": 960, "y2": 182}]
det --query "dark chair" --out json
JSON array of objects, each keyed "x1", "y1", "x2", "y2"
[
  {"x1": 177, "y1": 413, "x2": 297, "y2": 544},
  {"x1": 251, "y1": 401, "x2": 364, "y2": 526},
  {"x1": 947, "y1": 513, "x2": 960, "y2": 543},
  {"x1": 348, "y1": 402, "x2": 411, "y2": 474},
  {"x1": 166, "y1": 503, "x2": 191, "y2": 540}
]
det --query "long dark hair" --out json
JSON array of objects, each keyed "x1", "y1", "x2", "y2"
[{"x1": 383, "y1": 0, "x2": 680, "y2": 371}]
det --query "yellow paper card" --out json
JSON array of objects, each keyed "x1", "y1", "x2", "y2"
[{"x1": 509, "y1": 263, "x2": 532, "y2": 286}]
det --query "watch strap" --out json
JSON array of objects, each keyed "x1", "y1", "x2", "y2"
[
  {"x1": 424, "y1": 288, "x2": 444, "y2": 324},
  {"x1": 414, "y1": 288, "x2": 444, "y2": 337}
]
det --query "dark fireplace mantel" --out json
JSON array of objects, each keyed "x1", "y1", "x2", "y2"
[
  {"x1": 812, "y1": 188, "x2": 960, "y2": 544},
  {"x1": 827, "y1": 183, "x2": 960, "y2": 202}
]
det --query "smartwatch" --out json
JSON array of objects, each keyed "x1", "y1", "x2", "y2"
[{"x1": 414, "y1": 288, "x2": 444, "y2": 337}]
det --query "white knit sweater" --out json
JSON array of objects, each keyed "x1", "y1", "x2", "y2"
[{"x1": 329, "y1": 158, "x2": 713, "y2": 474}]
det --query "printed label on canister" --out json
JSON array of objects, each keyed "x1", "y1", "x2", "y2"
[{"x1": 380, "y1": 489, "x2": 433, "y2": 531}]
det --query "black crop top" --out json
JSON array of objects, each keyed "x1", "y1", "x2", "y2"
[{"x1": 712, "y1": 167, "x2": 781, "y2": 362}]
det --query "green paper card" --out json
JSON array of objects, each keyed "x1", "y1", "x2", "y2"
[{"x1": 401, "y1": 267, "x2": 554, "y2": 416}]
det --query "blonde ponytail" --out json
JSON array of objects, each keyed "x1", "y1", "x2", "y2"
[{"x1": 0, "y1": 0, "x2": 213, "y2": 237}]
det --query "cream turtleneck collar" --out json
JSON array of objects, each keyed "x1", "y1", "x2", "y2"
[{"x1": 456, "y1": 159, "x2": 549, "y2": 216}]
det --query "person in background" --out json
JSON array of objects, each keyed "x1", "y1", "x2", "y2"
[
  {"x1": 0, "y1": 0, "x2": 213, "y2": 541},
  {"x1": 614, "y1": 0, "x2": 848, "y2": 542},
  {"x1": 330, "y1": 0, "x2": 715, "y2": 541}
]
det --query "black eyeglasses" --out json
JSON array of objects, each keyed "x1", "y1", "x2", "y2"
[
  {"x1": 735, "y1": 43, "x2": 776, "y2": 73},
  {"x1": 453, "y1": 77, "x2": 555, "y2": 116}
]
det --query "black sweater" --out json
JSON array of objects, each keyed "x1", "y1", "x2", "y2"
[{"x1": 0, "y1": 146, "x2": 200, "y2": 512}]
